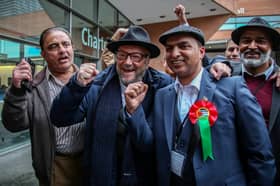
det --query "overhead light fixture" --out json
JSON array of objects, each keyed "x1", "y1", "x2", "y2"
[
  {"x1": 209, "y1": 8, "x2": 216, "y2": 12},
  {"x1": 159, "y1": 15, "x2": 166, "y2": 18},
  {"x1": 136, "y1": 18, "x2": 142, "y2": 22}
]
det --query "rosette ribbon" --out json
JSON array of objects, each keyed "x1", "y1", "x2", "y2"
[{"x1": 189, "y1": 98, "x2": 218, "y2": 161}]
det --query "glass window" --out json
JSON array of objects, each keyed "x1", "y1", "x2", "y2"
[
  {"x1": 24, "y1": 44, "x2": 45, "y2": 74},
  {"x1": 219, "y1": 15, "x2": 280, "y2": 30},
  {"x1": 72, "y1": 0, "x2": 98, "y2": 22},
  {"x1": 0, "y1": 0, "x2": 70, "y2": 44},
  {"x1": 39, "y1": 0, "x2": 70, "y2": 30},
  {"x1": 118, "y1": 13, "x2": 131, "y2": 28},
  {"x1": 0, "y1": 39, "x2": 20, "y2": 98},
  {"x1": 72, "y1": 15, "x2": 102, "y2": 59},
  {"x1": 0, "y1": 38, "x2": 43, "y2": 152},
  {"x1": 55, "y1": 0, "x2": 70, "y2": 6},
  {"x1": 99, "y1": 0, "x2": 117, "y2": 32}
]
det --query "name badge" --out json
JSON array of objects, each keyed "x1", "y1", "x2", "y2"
[{"x1": 171, "y1": 150, "x2": 185, "y2": 177}]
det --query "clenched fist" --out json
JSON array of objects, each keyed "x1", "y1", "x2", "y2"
[
  {"x1": 125, "y1": 81, "x2": 148, "y2": 114},
  {"x1": 77, "y1": 63, "x2": 99, "y2": 86},
  {"x1": 12, "y1": 58, "x2": 33, "y2": 88}
]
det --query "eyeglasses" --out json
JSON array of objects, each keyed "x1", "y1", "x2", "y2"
[{"x1": 116, "y1": 50, "x2": 149, "y2": 63}]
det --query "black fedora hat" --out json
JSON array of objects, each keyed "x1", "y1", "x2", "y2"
[
  {"x1": 231, "y1": 17, "x2": 280, "y2": 50},
  {"x1": 159, "y1": 24, "x2": 205, "y2": 46},
  {"x1": 107, "y1": 25, "x2": 160, "y2": 58}
]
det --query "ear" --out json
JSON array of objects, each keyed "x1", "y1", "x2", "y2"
[
  {"x1": 41, "y1": 50, "x2": 45, "y2": 58},
  {"x1": 199, "y1": 46, "x2": 206, "y2": 60}
]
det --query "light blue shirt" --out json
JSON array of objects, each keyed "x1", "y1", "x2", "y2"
[{"x1": 174, "y1": 68, "x2": 203, "y2": 122}]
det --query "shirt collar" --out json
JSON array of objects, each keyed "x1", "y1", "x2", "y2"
[
  {"x1": 242, "y1": 58, "x2": 275, "y2": 80},
  {"x1": 174, "y1": 67, "x2": 203, "y2": 93},
  {"x1": 46, "y1": 64, "x2": 78, "y2": 86}
]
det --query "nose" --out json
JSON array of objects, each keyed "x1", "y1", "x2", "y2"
[
  {"x1": 170, "y1": 47, "x2": 180, "y2": 58},
  {"x1": 123, "y1": 55, "x2": 133, "y2": 65},
  {"x1": 232, "y1": 48, "x2": 239, "y2": 56},
  {"x1": 248, "y1": 40, "x2": 258, "y2": 49},
  {"x1": 57, "y1": 44, "x2": 67, "y2": 53}
]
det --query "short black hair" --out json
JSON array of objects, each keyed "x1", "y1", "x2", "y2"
[{"x1": 39, "y1": 26, "x2": 72, "y2": 50}]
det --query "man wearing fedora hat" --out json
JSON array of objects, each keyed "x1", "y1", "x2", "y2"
[
  {"x1": 231, "y1": 16, "x2": 280, "y2": 184},
  {"x1": 124, "y1": 23, "x2": 276, "y2": 186},
  {"x1": 50, "y1": 25, "x2": 173, "y2": 186}
]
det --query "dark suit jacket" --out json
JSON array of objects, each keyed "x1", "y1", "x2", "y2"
[
  {"x1": 50, "y1": 65, "x2": 173, "y2": 186},
  {"x1": 269, "y1": 83, "x2": 280, "y2": 185},
  {"x1": 130, "y1": 70, "x2": 276, "y2": 186}
]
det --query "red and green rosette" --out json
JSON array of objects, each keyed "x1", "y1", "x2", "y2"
[{"x1": 189, "y1": 98, "x2": 218, "y2": 161}]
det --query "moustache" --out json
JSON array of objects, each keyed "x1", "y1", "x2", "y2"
[{"x1": 243, "y1": 49, "x2": 263, "y2": 56}]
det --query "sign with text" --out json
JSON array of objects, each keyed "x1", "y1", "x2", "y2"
[{"x1": 81, "y1": 27, "x2": 107, "y2": 52}]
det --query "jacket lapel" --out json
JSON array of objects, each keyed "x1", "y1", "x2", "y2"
[
  {"x1": 197, "y1": 70, "x2": 216, "y2": 102},
  {"x1": 163, "y1": 85, "x2": 177, "y2": 151}
]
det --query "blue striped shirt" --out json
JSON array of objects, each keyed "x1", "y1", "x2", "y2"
[{"x1": 46, "y1": 67, "x2": 85, "y2": 154}]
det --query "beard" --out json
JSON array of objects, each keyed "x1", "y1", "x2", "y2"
[
  {"x1": 240, "y1": 49, "x2": 271, "y2": 68},
  {"x1": 119, "y1": 71, "x2": 146, "y2": 86},
  {"x1": 116, "y1": 65, "x2": 147, "y2": 86}
]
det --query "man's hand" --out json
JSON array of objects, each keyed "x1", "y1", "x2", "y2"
[
  {"x1": 174, "y1": 4, "x2": 188, "y2": 25},
  {"x1": 269, "y1": 69, "x2": 280, "y2": 90},
  {"x1": 210, "y1": 62, "x2": 232, "y2": 80},
  {"x1": 111, "y1": 28, "x2": 128, "y2": 41},
  {"x1": 125, "y1": 82, "x2": 148, "y2": 114},
  {"x1": 12, "y1": 58, "x2": 33, "y2": 88},
  {"x1": 77, "y1": 63, "x2": 99, "y2": 86},
  {"x1": 101, "y1": 49, "x2": 115, "y2": 69}
]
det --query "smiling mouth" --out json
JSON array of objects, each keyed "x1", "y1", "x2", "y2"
[
  {"x1": 170, "y1": 59, "x2": 184, "y2": 65},
  {"x1": 245, "y1": 52, "x2": 260, "y2": 59},
  {"x1": 122, "y1": 68, "x2": 135, "y2": 72}
]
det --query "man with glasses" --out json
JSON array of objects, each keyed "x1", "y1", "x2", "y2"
[{"x1": 50, "y1": 25, "x2": 173, "y2": 186}]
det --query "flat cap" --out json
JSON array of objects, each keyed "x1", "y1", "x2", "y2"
[{"x1": 159, "y1": 24, "x2": 205, "y2": 46}]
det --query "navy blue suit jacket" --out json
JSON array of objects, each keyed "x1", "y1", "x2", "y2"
[
  {"x1": 128, "y1": 70, "x2": 276, "y2": 186},
  {"x1": 50, "y1": 65, "x2": 173, "y2": 186}
]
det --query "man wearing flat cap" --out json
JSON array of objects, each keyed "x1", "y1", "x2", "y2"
[
  {"x1": 231, "y1": 16, "x2": 280, "y2": 185},
  {"x1": 50, "y1": 25, "x2": 172, "y2": 186},
  {"x1": 125, "y1": 23, "x2": 276, "y2": 186}
]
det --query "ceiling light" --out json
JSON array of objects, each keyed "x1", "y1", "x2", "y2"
[
  {"x1": 136, "y1": 18, "x2": 142, "y2": 22},
  {"x1": 209, "y1": 8, "x2": 216, "y2": 12},
  {"x1": 159, "y1": 15, "x2": 166, "y2": 18}
]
